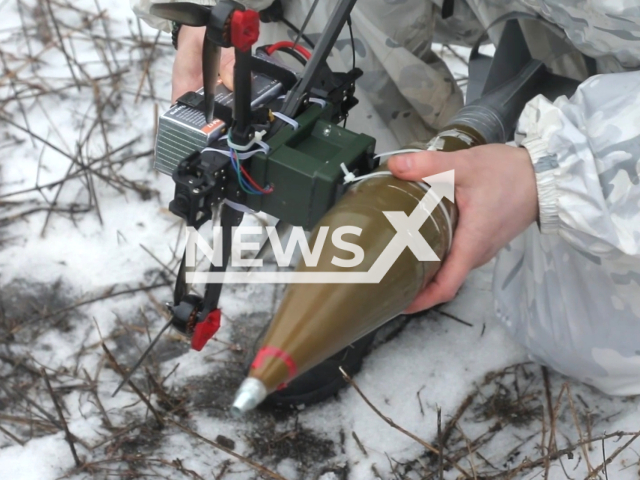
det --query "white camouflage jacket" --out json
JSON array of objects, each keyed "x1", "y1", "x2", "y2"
[{"x1": 132, "y1": 0, "x2": 640, "y2": 396}]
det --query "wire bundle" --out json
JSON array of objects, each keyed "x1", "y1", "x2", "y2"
[
  {"x1": 229, "y1": 148, "x2": 274, "y2": 195},
  {"x1": 225, "y1": 14, "x2": 358, "y2": 195}
]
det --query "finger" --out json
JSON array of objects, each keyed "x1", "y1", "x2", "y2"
[
  {"x1": 171, "y1": 57, "x2": 203, "y2": 104},
  {"x1": 403, "y1": 231, "x2": 477, "y2": 314},
  {"x1": 172, "y1": 75, "x2": 203, "y2": 103},
  {"x1": 388, "y1": 150, "x2": 462, "y2": 183},
  {"x1": 171, "y1": 26, "x2": 205, "y2": 103},
  {"x1": 219, "y1": 48, "x2": 235, "y2": 90}
]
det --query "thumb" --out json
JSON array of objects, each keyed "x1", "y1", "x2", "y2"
[{"x1": 388, "y1": 150, "x2": 458, "y2": 182}]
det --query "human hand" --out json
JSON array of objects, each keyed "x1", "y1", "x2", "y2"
[
  {"x1": 218, "y1": 47, "x2": 235, "y2": 90},
  {"x1": 388, "y1": 144, "x2": 539, "y2": 314},
  {"x1": 171, "y1": 26, "x2": 236, "y2": 103}
]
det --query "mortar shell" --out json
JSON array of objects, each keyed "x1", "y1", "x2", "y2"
[{"x1": 233, "y1": 126, "x2": 486, "y2": 413}]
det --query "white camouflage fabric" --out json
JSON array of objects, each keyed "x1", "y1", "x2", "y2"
[{"x1": 132, "y1": 0, "x2": 640, "y2": 395}]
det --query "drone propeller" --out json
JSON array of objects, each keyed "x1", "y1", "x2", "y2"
[
  {"x1": 111, "y1": 255, "x2": 195, "y2": 398},
  {"x1": 150, "y1": 2, "x2": 210, "y2": 26},
  {"x1": 111, "y1": 318, "x2": 173, "y2": 397},
  {"x1": 173, "y1": 253, "x2": 190, "y2": 305},
  {"x1": 202, "y1": 39, "x2": 221, "y2": 124},
  {"x1": 150, "y1": 2, "x2": 220, "y2": 123}
]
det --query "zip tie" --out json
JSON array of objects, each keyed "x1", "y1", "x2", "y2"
[
  {"x1": 374, "y1": 149, "x2": 423, "y2": 161},
  {"x1": 277, "y1": 94, "x2": 325, "y2": 109},
  {"x1": 221, "y1": 135, "x2": 272, "y2": 154},
  {"x1": 343, "y1": 169, "x2": 395, "y2": 185},
  {"x1": 214, "y1": 136, "x2": 271, "y2": 157},
  {"x1": 309, "y1": 98, "x2": 327, "y2": 108},
  {"x1": 272, "y1": 112, "x2": 299, "y2": 130},
  {"x1": 342, "y1": 157, "x2": 454, "y2": 255},
  {"x1": 345, "y1": 171, "x2": 396, "y2": 184},
  {"x1": 226, "y1": 130, "x2": 267, "y2": 152},
  {"x1": 437, "y1": 129, "x2": 474, "y2": 145},
  {"x1": 223, "y1": 198, "x2": 256, "y2": 214},
  {"x1": 340, "y1": 163, "x2": 398, "y2": 185},
  {"x1": 256, "y1": 139, "x2": 270, "y2": 152},
  {"x1": 427, "y1": 137, "x2": 446, "y2": 151},
  {"x1": 202, "y1": 146, "x2": 269, "y2": 161},
  {"x1": 340, "y1": 163, "x2": 357, "y2": 183},
  {"x1": 417, "y1": 131, "x2": 472, "y2": 153}
]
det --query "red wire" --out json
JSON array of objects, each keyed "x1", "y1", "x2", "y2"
[
  {"x1": 266, "y1": 41, "x2": 312, "y2": 60},
  {"x1": 240, "y1": 163, "x2": 273, "y2": 194},
  {"x1": 232, "y1": 150, "x2": 273, "y2": 194}
]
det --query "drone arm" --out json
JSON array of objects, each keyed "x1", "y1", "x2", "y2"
[{"x1": 280, "y1": 0, "x2": 359, "y2": 119}]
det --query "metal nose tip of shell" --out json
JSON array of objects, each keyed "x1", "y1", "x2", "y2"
[{"x1": 231, "y1": 378, "x2": 267, "y2": 417}]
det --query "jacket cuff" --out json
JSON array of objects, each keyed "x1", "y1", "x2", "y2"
[{"x1": 521, "y1": 135, "x2": 560, "y2": 235}]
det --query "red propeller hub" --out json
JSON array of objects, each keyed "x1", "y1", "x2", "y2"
[
  {"x1": 230, "y1": 10, "x2": 260, "y2": 52},
  {"x1": 191, "y1": 309, "x2": 221, "y2": 351}
]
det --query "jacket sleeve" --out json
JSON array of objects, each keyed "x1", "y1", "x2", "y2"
[
  {"x1": 130, "y1": 0, "x2": 275, "y2": 32},
  {"x1": 515, "y1": 71, "x2": 640, "y2": 258}
]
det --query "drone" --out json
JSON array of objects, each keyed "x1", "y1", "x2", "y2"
[{"x1": 112, "y1": 0, "x2": 373, "y2": 395}]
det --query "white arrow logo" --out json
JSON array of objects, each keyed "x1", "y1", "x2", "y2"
[{"x1": 366, "y1": 170, "x2": 455, "y2": 283}]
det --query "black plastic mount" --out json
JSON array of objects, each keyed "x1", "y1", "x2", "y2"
[
  {"x1": 205, "y1": 0, "x2": 241, "y2": 47},
  {"x1": 169, "y1": 148, "x2": 231, "y2": 229}
]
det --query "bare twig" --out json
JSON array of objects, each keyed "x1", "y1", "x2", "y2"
[
  {"x1": 41, "y1": 368, "x2": 82, "y2": 467},
  {"x1": 586, "y1": 432, "x2": 640, "y2": 480},
  {"x1": 437, "y1": 309, "x2": 473, "y2": 327},
  {"x1": 481, "y1": 431, "x2": 640, "y2": 479},
  {"x1": 352, "y1": 431, "x2": 368, "y2": 457},
  {"x1": 437, "y1": 406, "x2": 444, "y2": 480},
  {"x1": 82, "y1": 369, "x2": 112, "y2": 429},
  {"x1": 134, "y1": 30, "x2": 161, "y2": 103},
  {"x1": 542, "y1": 366, "x2": 554, "y2": 479},
  {"x1": 0, "y1": 283, "x2": 168, "y2": 342},
  {"x1": 340, "y1": 367, "x2": 472, "y2": 478},
  {"x1": 601, "y1": 437, "x2": 609, "y2": 480},
  {"x1": 441, "y1": 388, "x2": 476, "y2": 447},
  {"x1": 100, "y1": 342, "x2": 165, "y2": 428},
  {"x1": 0, "y1": 382, "x2": 62, "y2": 429},
  {"x1": 214, "y1": 460, "x2": 232, "y2": 480},
  {"x1": 168, "y1": 419, "x2": 289, "y2": 480},
  {"x1": 455, "y1": 423, "x2": 478, "y2": 480},
  {"x1": 0, "y1": 424, "x2": 25, "y2": 446},
  {"x1": 43, "y1": 0, "x2": 81, "y2": 90},
  {"x1": 0, "y1": 52, "x2": 36, "y2": 149},
  {"x1": 567, "y1": 384, "x2": 594, "y2": 474},
  {"x1": 417, "y1": 385, "x2": 425, "y2": 417}
]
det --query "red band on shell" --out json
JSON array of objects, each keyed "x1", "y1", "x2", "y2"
[{"x1": 251, "y1": 346, "x2": 298, "y2": 380}]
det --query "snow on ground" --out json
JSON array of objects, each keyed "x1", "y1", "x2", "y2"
[{"x1": 1, "y1": 1, "x2": 640, "y2": 479}]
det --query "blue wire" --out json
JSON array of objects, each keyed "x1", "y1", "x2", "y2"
[
  {"x1": 227, "y1": 131, "x2": 269, "y2": 195},
  {"x1": 230, "y1": 149, "x2": 262, "y2": 195}
]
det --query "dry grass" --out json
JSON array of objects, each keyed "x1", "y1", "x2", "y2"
[{"x1": 1, "y1": 2, "x2": 639, "y2": 479}]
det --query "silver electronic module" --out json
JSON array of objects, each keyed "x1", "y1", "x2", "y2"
[{"x1": 154, "y1": 73, "x2": 284, "y2": 176}]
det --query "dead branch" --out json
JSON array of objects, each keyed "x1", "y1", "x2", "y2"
[
  {"x1": 100, "y1": 342, "x2": 165, "y2": 429},
  {"x1": 0, "y1": 424, "x2": 25, "y2": 446},
  {"x1": 41, "y1": 368, "x2": 82, "y2": 467},
  {"x1": 585, "y1": 432, "x2": 640, "y2": 480},
  {"x1": 340, "y1": 367, "x2": 472, "y2": 479},
  {"x1": 168, "y1": 418, "x2": 289, "y2": 480}
]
